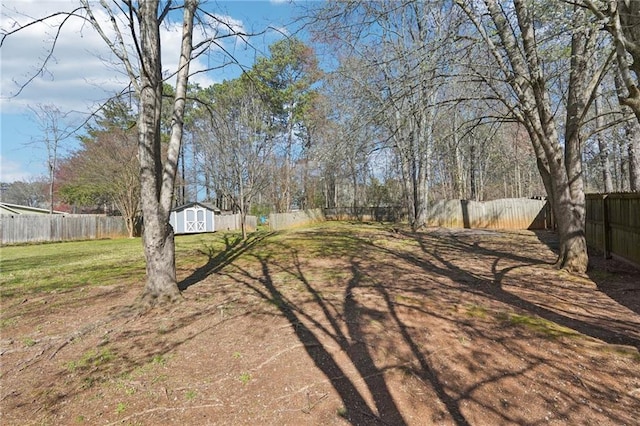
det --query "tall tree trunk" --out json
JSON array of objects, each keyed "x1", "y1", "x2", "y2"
[
  {"x1": 471, "y1": 0, "x2": 590, "y2": 273},
  {"x1": 49, "y1": 164, "x2": 55, "y2": 214},
  {"x1": 594, "y1": 92, "x2": 614, "y2": 192},
  {"x1": 629, "y1": 123, "x2": 640, "y2": 191},
  {"x1": 615, "y1": 67, "x2": 640, "y2": 191},
  {"x1": 558, "y1": 3, "x2": 591, "y2": 271},
  {"x1": 238, "y1": 166, "x2": 247, "y2": 240},
  {"x1": 413, "y1": 104, "x2": 433, "y2": 229},
  {"x1": 469, "y1": 144, "x2": 477, "y2": 200},
  {"x1": 138, "y1": 0, "x2": 197, "y2": 306}
]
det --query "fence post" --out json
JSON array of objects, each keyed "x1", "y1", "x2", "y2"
[{"x1": 602, "y1": 194, "x2": 611, "y2": 259}]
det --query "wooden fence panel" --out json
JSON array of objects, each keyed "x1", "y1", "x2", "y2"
[
  {"x1": 95, "y1": 216, "x2": 131, "y2": 239},
  {"x1": 323, "y1": 199, "x2": 548, "y2": 230},
  {"x1": 274, "y1": 199, "x2": 547, "y2": 231},
  {"x1": 0, "y1": 215, "x2": 51, "y2": 244},
  {"x1": 585, "y1": 195, "x2": 606, "y2": 253},
  {"x1": 585, "y1": 193, "x2": 640, "y2": 266},
  {"x1": 324, "y1": 207, "x2": 406, "y2": 222},
  {"x1": 1, "y1": 213, "x2": 257, "y2": 245},
  {"x1": 425, "y1": 198, "x2": 548, "y2": 229},
  {"x1": 213, "y1": 214, "x2": 257, "y2": 232},
  {"x1": 0, "y1": 215, "x2": 128, "y2": 245},
  {"x1": 269, "y1": 209, "x2": 324, "y2": 231}
]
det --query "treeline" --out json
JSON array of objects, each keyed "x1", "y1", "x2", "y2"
[
  {"x1": 26, "y1": 38, "x2": 544, "y2": 235},
  {"x1": 5, "y1": 1, "x2": 639, "y2": 258}
]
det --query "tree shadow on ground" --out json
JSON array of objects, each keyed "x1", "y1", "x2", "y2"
[
  {"x1": 125, "y1": 226, "x2": 640, "y2": 424},
  {"x1": 178, "y1": 231, "x2": 273, "y2": 291},
  {"x1": 586, "y1": 252, "x2": 640, "y2": 317},
  {"x1": 14, "y1": 225, "x2": 639, "y2": 425},
  {"x1": 224, "y1": 252, "x2": 407, "y2": 425},
  {"x1": 532, "y1": 230, "x2": 640, "y2": 318},
  {"x1": 399, "y1": 229, "x2": 640, "y2": 350},
  {"x1": 216, "y1": 226, "x2": 475, "y2": 425},
  {"x1": 367, "y1": 263, "x2": 471, "y2": 426}
]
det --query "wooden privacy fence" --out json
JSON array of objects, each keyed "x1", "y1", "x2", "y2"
[
  {"x1": 323, "y1": 199, "x2": 549, "y2": 230},
  {"x1": 214, "y1": 214, "x2": 257, "y2": 232},
  {"x1": 324, "y1": 206, "x2": 407, "y2": 222},
  {"x1": 269, "y1": 209, "x2": 325, "y2": 231},
  {"x1": 0, "y1": 215, "x2": 128, "y2": 245},
  {"x1": 585, "y1": 193, "x2": 640, "y2": 266},
  {"x1": 1, "y1": 213, "x2": 258, "y2": 245},
  {"x1": 424, "y1": 198, "x2": 550, "y2": 229},
  {"x1": 269, "y1": 199, "x2": 549, "y2": 231}
]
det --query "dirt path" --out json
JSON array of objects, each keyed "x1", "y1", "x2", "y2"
[{"x1": 1, "y1": 224, "x2": 639, "y2": 425}]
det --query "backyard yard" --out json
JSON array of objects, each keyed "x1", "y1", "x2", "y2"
[{"x1": 1, "y1": 222, "x2": 639, "y2": 425}]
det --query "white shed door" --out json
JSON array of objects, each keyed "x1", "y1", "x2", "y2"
[{"x1": 185, "y1": 206, "x2": 205, "y2": 232}]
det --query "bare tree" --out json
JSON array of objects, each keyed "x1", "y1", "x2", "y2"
[
  {"x1": 309, "y1": 0, "x2": 461, "y2": 230},
  {"x1": 27, "y1": 104, "x2": 75, "y2": 214},
  {"x1": 453, "y1": 0, "x2": 608, "y2": 273},
  {"x1": 1, "y1": 0, "x2": 254, "y2": 305},
  {"x1": 593, "y1": 88, "x2": 615, "y2": 192},
  {"x1": 73, "y1": 0, "x2": 197, "y2": 305},
  {"x1": 196, "y1": 78, "x2": 274, "y2": 239},
  {"x1": 321, "y1": 63, "x2": 379, "y2": 214},
  {"x1": 613, "y1": 67, "x2": 640, "y2": 191},
  {"x1": 579, "y1": 0, "x2": 640, "y2": 190},
  {"x1": 0, "y1": 179, "x2": 48, "y2": 207}
]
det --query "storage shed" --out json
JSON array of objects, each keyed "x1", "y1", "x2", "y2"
[{"x1": 169, "y1": 202, "x2": 216, "y2": 234}]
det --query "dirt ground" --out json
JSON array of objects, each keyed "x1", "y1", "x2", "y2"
[{"x1": 1, "y1": 224, "x2": 639, "y2": 425}]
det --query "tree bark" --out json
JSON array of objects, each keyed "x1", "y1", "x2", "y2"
[
  {"x1": 558, "y1": 3, "x2": 591, "y2": 271},
  {"x1": 629, "y1": 122, "x2": 640, "y2": 191},
  {"x1": 594, "y1": 92, "x2": 614, "y2": 192},
  {"x1": 614, "y1": 66, "x2": 640, "y2": 191},
  {"x1": 138, "y1": 0, "x2": 197, "y2": 306}
]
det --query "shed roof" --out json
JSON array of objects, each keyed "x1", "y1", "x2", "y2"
[
  {"x1": 0, "y1": 202, "x2": 64, "y2": 215},
  {"x1": 171, "y1": 201, "x2": 220, "y2": 213}
]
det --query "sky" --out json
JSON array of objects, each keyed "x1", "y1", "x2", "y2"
[{"x1": 0, "y1": 0, "x2": 306, "y2": 182}]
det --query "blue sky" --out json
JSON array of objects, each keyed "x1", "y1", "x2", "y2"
[{"x1": 0, "y1": 0, "x2": 307, "y2": 182}]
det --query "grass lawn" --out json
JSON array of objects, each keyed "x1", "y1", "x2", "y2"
[{"x1": 0, "y1": 232, "x2": 251, "y2": 299}]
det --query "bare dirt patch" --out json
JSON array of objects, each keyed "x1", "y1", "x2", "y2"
[{"x1": 1, "y1": 223, "x2": 639, "y2": 425}]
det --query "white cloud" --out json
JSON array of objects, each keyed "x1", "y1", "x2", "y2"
[
  {"x1": 0, "y1": 155, "x2": 37, "y2": 182},
  {"x1": 0, "y1": 1, "x2": 246, "y2": 114},
  {"x1": 1, "y1": 1, "x2": 123, "y2": 112}
]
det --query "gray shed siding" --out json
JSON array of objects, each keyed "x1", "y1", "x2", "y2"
[{"x1": 169, "y1": 203, "x2": 215, "y2": 234}]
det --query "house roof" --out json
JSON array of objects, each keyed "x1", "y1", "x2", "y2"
[
  {"x1": 0, "y1": 202, "x2": 64, "y2": 215},
  {"x1": 171, "y1": 202, "x2": 220, "y2": 213}
]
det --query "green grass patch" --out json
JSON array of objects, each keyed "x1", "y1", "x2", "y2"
[
  {"x1": 0, "y1": 317, "x2": 18, "y2": 330},
  {"x1": 239, "y1": 372, "x2": 251, "y2": 384},
  {"x1": 0, "y1": 232, "x2": 247, "y2": 299},
  {"x1": 22, "y1": 337, "x2": 36, "y2": 347},
  {"x1": 66, "y1": 348, "x2": 116, "y2": 372},
  {"x1": 465, "y1": 304, "x2": 489, "y2": 318},
  {"x1": 499, "y1": 312, "x2": 580, "y2": 339},
  {"x1": 124, "y1": 354, "x2": 172, "y2": 380},
  {"x1": 0, "y1": 238, "x2": 146, "y2": 298}
]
